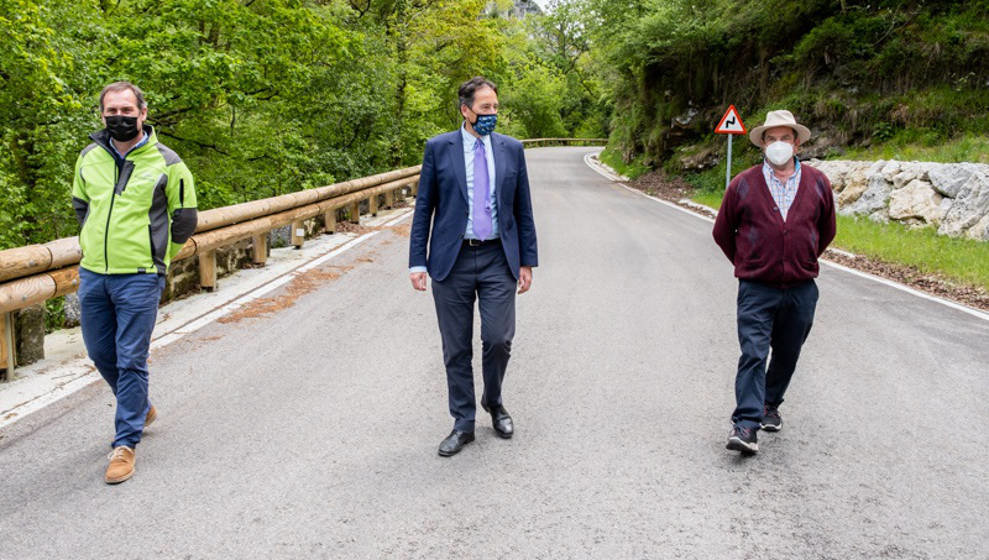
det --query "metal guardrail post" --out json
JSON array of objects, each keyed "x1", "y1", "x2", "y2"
[
  {"x1": 369, "y1": 194, "x2": 379, "y2": 216},
  {"x1": 349, "y1": 201, "x2": 361, "y2": 223},
  {"x1": 384, "y1": 189, "x2": 395, "y2": 209}
]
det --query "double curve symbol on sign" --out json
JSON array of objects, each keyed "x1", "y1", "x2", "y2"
[{"x1": 715, "y1": 105, "x2": 746, "y2": 135}]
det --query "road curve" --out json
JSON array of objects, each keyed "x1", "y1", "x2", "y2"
[{"x1": 0, "y1": 147, "x2": 986, "y2": 559}]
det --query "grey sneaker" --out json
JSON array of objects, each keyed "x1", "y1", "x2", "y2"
[
  {"x1": 760, "y1": 407, "x2": 782, "y2": 432},
  {"x1": 726, "y1": 425, "x2": 758, "y2": 454}
]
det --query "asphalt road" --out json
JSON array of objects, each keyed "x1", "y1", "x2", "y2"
[{"x1": 1, "y1": 147, "x2": 987, "y2": 559}]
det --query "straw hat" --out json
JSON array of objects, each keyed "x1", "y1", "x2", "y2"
[{"x1": 748, "y1": 109, "x2": 811, "y2": 147}]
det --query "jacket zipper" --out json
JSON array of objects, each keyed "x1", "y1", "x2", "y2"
[{"x1": 103, "y1": 164, "x2": 119, "y2": 272}]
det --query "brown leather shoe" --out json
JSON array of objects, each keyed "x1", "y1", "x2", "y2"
[
  {"x1": 105, "y1": 446, "x2": 136, "y2": 484},
  {"x1": 144, "y1": 405, "x2": 157, "y2": 430}
]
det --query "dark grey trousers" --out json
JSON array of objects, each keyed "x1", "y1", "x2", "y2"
[{"x1": 432, "y1": 242, "x2": 517, "y2": 432}]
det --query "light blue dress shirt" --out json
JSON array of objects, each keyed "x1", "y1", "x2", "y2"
[{"x1": 462, "y1": 124, "x2": 498, "y2": 240}]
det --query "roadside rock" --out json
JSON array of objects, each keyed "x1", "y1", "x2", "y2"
[
  {"x1": 939, "y1": 169, "x2": 989, "y2": 239},
  {"x1": 835, "y1": 177, "x2": 865, "y2": 206},
  {"x1": 812, "y1": 160, "x2": 853, "y2": 192},
  {"x1": 888, "y1": 179, "x2": 945, "y2": 225},
  {"x1": 929, "y1": 163, "x2": 979, "y2": 198},
  {"x1": 879, "y1": 160, "x2": 902, "y2": 182},
  {"x1": 845, "y1": 173, "x2": 892, "y2": 216}
]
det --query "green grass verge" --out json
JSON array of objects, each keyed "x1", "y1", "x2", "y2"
[
  {"x1": 598, "y1": 146, "x2": 651, "y2": 179},
  {"x1": 840, "y1": 132, "x2": 989, "y2": 164},
  {"x1": 691, "y1": 190, "x2": 725, "y2": 210},
  {"x1": 833, "y1": 216, "x2": 989, "y2": 291},
  {"x1": 689, "y1": 189, "x2": 989, "y2": 291}
]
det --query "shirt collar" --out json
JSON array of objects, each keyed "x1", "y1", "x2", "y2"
[
  {"x1": 763, "y1": 157, "x2": 800, "y2": 182},
  {"x1": 110, "y1": 131, "x2": 150, "y2": 160},
  {"x1": 461, "y1": 123, "x2": 490, "y2": 151}
]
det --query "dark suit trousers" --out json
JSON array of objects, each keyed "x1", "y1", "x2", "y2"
[
  {"x1": 732, "y1": 279, "x2": 818, "y2": 430},
  {"x1": 432, "y1": 242, "x2": 517, "y2": 432}
]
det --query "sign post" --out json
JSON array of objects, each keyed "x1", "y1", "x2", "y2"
[{"x1": 714, "y1": 105, "x2": 746, "y2": 190}]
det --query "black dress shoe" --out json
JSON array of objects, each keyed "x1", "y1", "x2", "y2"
[
  {"x1": 438, "y1": 430, "x2": 475, "y2": 457},
  {"x1": 482, "y1": 403, "x2": 514, "y2": 439}
]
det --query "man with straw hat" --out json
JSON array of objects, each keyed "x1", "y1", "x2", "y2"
[{"x1": 712, "y1": 109, "x2": 836, "y2": 454}]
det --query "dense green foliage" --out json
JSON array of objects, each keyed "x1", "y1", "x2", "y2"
[
  {"x1": 5, "y1": 0, "x2": 985, "y2": 252},
  {"x1": 0, "y1": 0, "x2": 605, "y2": 250},
  {"x1": 582, "y1": 0, "x2": 989, "y2": 179}
]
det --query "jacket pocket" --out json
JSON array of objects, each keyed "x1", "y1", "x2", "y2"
[
  {"x1": 148, "y1": 225, "x2": 157, "y2": 262},
  {"x1": 797, "y1": 231, "x2": 819, "y2": 267}
]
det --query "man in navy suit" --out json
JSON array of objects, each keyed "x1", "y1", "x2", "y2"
[{"x1": 409, "y1": 76, "x2": 538, "y2": 457}]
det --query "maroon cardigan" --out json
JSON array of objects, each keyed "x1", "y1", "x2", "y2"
[{"x1": 712, "y1": 163, "x2": 836, "y2": 287}]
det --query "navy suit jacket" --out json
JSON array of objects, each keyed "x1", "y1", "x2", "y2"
[{"x1": 409, "y1": 130, "x2": 538, "y2": 282}]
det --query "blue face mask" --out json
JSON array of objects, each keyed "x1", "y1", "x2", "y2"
[{"x1": 471, "y1": 113, "x2": 497, "y2": 136}]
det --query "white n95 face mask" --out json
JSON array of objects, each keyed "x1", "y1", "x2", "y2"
[{"x1": 765, "y1": 141, "x2": 794, "y2": 166}]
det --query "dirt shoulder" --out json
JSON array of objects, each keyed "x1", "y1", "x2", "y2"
[{"x1": 625, "y1": 170, "x2": 989, "y2": 312}]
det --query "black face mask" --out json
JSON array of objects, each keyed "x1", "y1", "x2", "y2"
[{"x1": 104, "y1": 115, "x2": 141, "y2": 142}]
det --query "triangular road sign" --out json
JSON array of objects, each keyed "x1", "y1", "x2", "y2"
[{"x1": 715, "y1": 105, "x2": 746, "y2": 135}]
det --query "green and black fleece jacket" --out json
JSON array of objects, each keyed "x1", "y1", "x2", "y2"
[{"x1": 72, "y1": 126, "x2": 198, "y2": 275}]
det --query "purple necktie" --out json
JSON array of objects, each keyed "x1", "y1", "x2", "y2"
[{"x1": 472, "y1": 139, "x2": 493, "y2": 239}]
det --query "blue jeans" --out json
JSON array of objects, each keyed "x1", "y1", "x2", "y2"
[
  {"x1": 78, "y1": 269, "x2": 164, "y2": 448},
  {"x1": 732, "y1": 279, "x2": 818, "y2": 430}
]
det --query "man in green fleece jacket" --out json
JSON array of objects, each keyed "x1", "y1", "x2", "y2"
[{"x1": 72, "y1": 81, "x2": 197, "y2": 484}]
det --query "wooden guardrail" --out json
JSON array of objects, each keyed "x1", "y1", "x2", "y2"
[
  {"x1": 522, "y1": 138, "x2": 607, "y2": 147},
  {"x1": 0, "y1": 138, "x2": 606, "y2": 376},
  {"x1": 0, "y1": 166, "x2": 420, "y2": 376}
]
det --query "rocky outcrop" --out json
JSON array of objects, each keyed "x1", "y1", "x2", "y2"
[{"x1": 809, "y1": 159, "x2": 989, "y2": 241}]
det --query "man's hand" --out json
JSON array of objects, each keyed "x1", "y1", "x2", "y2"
[
  {"x1": 518, "y1": 266, "x2": 533, "y2": 294},
  {"x1": 410, "y1": 272, "x2": 427, "y2": 291}
]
